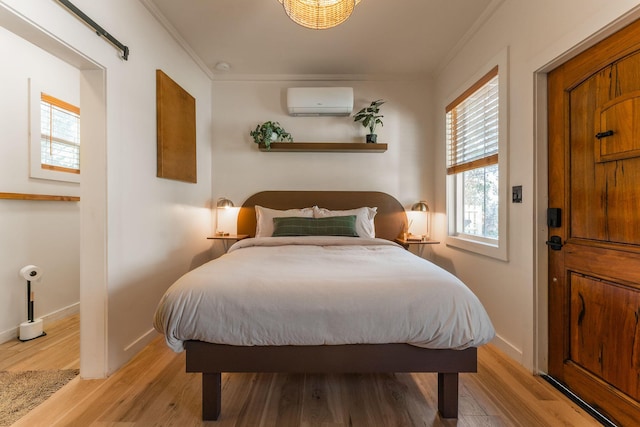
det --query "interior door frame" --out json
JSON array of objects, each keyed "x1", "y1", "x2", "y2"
[
  {"x1": 533, "y1": 8, "x2": 640, "y2": 374},
  {"x1": 0, "y1": 4, "x2": 109, "y2": 378}
]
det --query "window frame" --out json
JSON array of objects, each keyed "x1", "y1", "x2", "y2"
[
  {"x1": 29, "y1": 79, "x2": 81, "y2": 183},
  {"x1": 445, "y1": 49, "x2": 508, "y2": 261},
  {"x1": 40, "y1": 93, "x2": 81, "y2": 174}
]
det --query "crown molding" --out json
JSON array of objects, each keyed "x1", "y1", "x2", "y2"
[
  {"x1": 140, "y1": 0, "x2": 433, "y2": 83},
  {"x1": 434, "y1": 0, "x2": 506, "y2": 78},
  {"x1": 210, "y1": 72, "x2": 431, "y2": 82},
  {"x1": 139, "y1": 0, "x2": 214, "y2": 80}
]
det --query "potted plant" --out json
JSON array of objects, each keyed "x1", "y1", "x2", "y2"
[
  {"x1": 353, "y1": 99, "x2": 385, "y2": 143},
  {"x1": 249, "y1": 121, "x2": 293, "y2": 150}
]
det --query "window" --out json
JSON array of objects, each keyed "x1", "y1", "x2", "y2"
[
  {"x1": 446, "y1": 52, "x2": 507, "y2": 260},
  {"x1": 40, "y1": 93, "x2": 80, "y2": 174}
]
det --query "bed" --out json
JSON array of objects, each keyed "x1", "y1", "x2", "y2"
[{"x1": 154, "y1": 191, "x2": 495, "y2": 421}]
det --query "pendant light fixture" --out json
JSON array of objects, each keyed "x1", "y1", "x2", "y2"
[{"x1": 278, "y1": 0, "x2": 361, "y2": 30}]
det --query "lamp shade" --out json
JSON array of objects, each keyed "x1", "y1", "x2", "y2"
[
  {"x1": 215, "y1": 197, "x2": 236, "y2": 235},
  {"x1": 216, "y1": 197, "x2": 234, "y2": 209},
  {"x1": 408, "y1": 201, "x2": 430, "y2": 239},
  {"x1": 278, "y1": 0, "x2": 361, "y2": 30},
  {"x1": 411, "y1": 201, "x2": 429, "y2": 212}
]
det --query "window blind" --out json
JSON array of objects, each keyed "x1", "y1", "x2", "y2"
[
  {"x1": 40, "y1": 93, "x2": 80, "y2": 174},
  {"x1": 446, "y1": 66, "x2": 499, "y2": 175}
]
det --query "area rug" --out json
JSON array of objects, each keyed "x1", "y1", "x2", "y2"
[{"x1": 0, "y1": 369, "x2": 78, "y2": 426}]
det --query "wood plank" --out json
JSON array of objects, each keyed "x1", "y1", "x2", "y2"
[
  {"x1": 258, "y1": 142, "x2": 388, "y2": 152},
  {"x1": 3, "y1": 316, "x2": 605, "y2": 426},
  {"x1": 0, "y1": 192, "x2": 79, "y2": 202},
  {"x1": 185, "y1": 341, "x2": 476, "y2": 374},
  {"x1": 156, "y1": 69, "x2": 197, "y2": 183},
  {"x1": 0, "y1": 314, "x2": 79, "y2": 371},
  {"x1": 300, "y1": 373, "x2": 343, "y2": 425},
  {"x1": 548, "y1": 19, "x2": 640, "y2": 424},
  {"x1": 53, "y1": 338, "x2": 180, "y2": 426}
]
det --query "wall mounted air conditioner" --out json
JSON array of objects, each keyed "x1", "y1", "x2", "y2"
[{"x1": 287, "y1": 87, "x2": 354, "y2": 116}]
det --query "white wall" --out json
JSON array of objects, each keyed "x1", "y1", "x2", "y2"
[
  {"x1": 8, "y1": 0, "x2": 635, "y2": 379},
  {"x1": 211, "y1": 79, "x2": 433, "y2": 218},
  {"x1": 432, "y1": 0, "x2": 640, "y2": 371},
  {"x1": 0, "y1": 26, "x2": 80, "y2": 342},
  {"x1": 0, "y1": 0, "x2": 213, "y2": 375}
]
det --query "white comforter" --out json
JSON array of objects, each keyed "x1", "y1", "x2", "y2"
[{"x1": 154, "y1": 237, "x2": 495, "y2": 352}]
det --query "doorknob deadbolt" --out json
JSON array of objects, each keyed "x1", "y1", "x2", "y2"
[
  {"x1": 546, "y1": 235, "x2": 563, "y2": 251},
  {"x1": 547, "y1": 208, "x2": 561, "y2": 228}
]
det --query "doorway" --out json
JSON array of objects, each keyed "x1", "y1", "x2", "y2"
[
  {"x1": 0, "y1": 5, "x2": 108, "y2": 379},
  {"x1": 547, "y1": 18, "x2": 640, "y2": 426}
]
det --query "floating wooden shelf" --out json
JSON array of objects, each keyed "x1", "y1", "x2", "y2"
[
  {"x1": 0, "y1": 192, "x2": 80, "y2": 202},
  {"x1": 258, "y1": 142, "x2": 388, "y2": 153}
]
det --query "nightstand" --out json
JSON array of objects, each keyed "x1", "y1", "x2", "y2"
[
  {"x1": 394, "y1": 237, "x2": 439, "y2": 258},
  {"x1": 207, "y1": 234, "x2": 249, "y2": 252}
]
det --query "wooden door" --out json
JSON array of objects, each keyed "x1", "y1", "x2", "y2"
[{"x1": 548, "y1": 19, "x2": 640, "y2": 426}]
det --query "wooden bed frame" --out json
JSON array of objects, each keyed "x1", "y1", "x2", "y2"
[{"x1": 186, "y1": 191, "x2": 478, "y2": 421}]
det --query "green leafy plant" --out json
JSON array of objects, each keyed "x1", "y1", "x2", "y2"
[
  {"x1": 353, "y1": 99, "x2": 385, "y2": 142},
  {"x1": 249, "y1": 121, "x2": 293, "y2": 150}
]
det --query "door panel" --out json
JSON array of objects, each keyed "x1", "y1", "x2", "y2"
[
  {"x1": 548, "y1": 18, "x2": 640, "y2": 426},
  {"x1": 570, "y1": 273, "x2": 640, "y2": 400},
  {"x1": 570, "y1": 61, "x2": 640, "y2": 245},
  {"x1": 569, "y1": 72, "x2": 604, "y2": 241},
  {"x1": 596, "y1": 91, "x2": 640, "y2": 163},
  {"x1": 565, "y1": 243, "x2": 640, "y2": 288}
]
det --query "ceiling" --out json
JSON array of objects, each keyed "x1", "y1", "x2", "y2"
[{"x1": 146, "y1": 0, "x2": 496, "y2": 79}]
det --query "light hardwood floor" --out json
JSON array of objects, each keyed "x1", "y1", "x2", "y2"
[
  {"x1": 0, "y1": 314, "x2": 79, "y2": 372},
  {"x1": 2, "y1": 316, "x2": 601, "y2": 426}
]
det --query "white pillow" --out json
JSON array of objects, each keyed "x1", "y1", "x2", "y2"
[
  {"x1": 255, "y1": 205, "x2": 314, "y2": 237},
  {"x1": 313, "y1": 206, "x2": 377, "y2": 238}
]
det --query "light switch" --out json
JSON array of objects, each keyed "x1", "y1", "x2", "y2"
[{"x1": 512, "y1": 186, "x2": 522, "y2": 203}]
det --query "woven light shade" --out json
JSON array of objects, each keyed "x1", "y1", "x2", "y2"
[{"x1": 278, "y1": 0, "x2": 361, "y2": 30}]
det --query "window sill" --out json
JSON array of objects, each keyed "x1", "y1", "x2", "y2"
[{"x1": 446, "y1": 235, "x2": 508, "y2": 261}]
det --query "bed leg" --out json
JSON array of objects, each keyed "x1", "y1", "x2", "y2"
[
  {"x1": 437, "y1": 372, "x2": 459, "y2": 418},
  {"x1": 202, "y1": 372, "x2": 221, "y2": 420}
]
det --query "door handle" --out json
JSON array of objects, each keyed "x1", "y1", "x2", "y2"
[
  {"x1": 595, "y1": 130, "x2": 614, "y2": 139},
  {"x1": 546, "y1": 235, "x2": 563, "y2": 251}
]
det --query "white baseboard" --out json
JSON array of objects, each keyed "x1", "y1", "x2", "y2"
[
  {"x1": 0, "y1": 326, "x2": 17, "y2": 345},
  {"x1": 123, "y1": 328, "x2": 158, "y2": 356},
  {"x1": 491, "y1": 333, "x2": 524, "y2": 364},
  {"x1": 0, "y1": 301, "x2": 80, "y2": 344},
  {"x1": 42, "y1": 302, "x2": 80, "y2": 326}
]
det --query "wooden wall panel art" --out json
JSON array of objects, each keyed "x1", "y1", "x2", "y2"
[{"x1": 156, "y1": 70, "x2": 196, "y2": 183}]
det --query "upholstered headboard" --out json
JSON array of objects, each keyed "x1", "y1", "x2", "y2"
[{"x1": 237, "y1": 191, "x2": 407, "y2": 242}]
